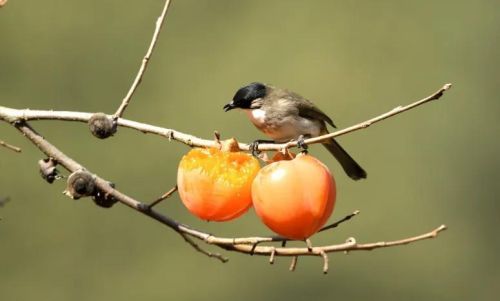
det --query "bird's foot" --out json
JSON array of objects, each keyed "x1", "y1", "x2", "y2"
[
  {"x1": 296, "y1": 135, "x2": 308, "y2": 154},
  {"x1": 249, "y1": 139, "x2": 275, "y2": 157}
]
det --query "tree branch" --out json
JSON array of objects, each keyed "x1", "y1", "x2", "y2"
[
  {"x1": 0, "y1": 83, "x2": 452, "y2": 152},
  {"x1": 297, "y1": 83, "x2": 452, "y2": 146},
  {"x1": 0, "y1": 119, "x2": 447, "y2": 272},
  {"x1": 114, "y1": 0, "x2": 172, "y2": 118},
  {"x1": 179, "y1": 232, "x2": 228, "y2": 263},
  {"x1": 214, "y1": 225, "x2": 446, "y2": 257}
]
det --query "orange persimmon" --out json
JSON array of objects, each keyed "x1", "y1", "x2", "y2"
[
  {"x1": 270, "y1": 150, "x2": 296, "y2": 162},
  {"x1": 251, "y1": 153, "x2": 336, "y2": 239},
  {"x1": 177, "y1": 140, "x2": 260, "y2": 221}
]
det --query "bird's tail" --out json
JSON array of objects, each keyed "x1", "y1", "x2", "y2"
[{"x1": 322, "y1": 138, "x2": 367, "y2": 180}]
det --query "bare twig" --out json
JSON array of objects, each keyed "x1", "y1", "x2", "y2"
[
  {"x1": 0, "y1": 83, "x2": 453, "y2": 152},
  {"x1": 180, "y1": 233, "x2": 228, "y2": 263},
  {"x1": 0, "y1": 139, "x2": 21, "y2": 153},
  {"x1": 352, "y1": 224, "x2": 447, "y2": 251},
  {"x1": 319, "y1": 210, "x2": 360, "y2": 232},
  {"x1": 320, "y1": 250, "x2": 329, "y2": 274},
  {"x1": 114, "y1": 0, "x2": 173, "y2": 118},
  {"x1": 269, "y1": 248, "x2": 276, "y2": 264},
  {"x1": 300, "y1": 83, "x2": 452, "y2": 147},
  {"x1": 289, "y1": 256, "x2": 298, "y2": 271},
  {"x1": 147, "y1": 185, "x2": 177, "y2": 209},
  {"x1": 217, "y1": 226, "x2": 446, "y2": 257}
]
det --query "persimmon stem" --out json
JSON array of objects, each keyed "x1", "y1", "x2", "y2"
[{"x1": 305, "y1": 239, "x2": 313, "y2": 252}]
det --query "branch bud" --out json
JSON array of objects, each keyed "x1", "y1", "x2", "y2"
[
  {"x1": 88, "y1": 113, "x2": 117, "y2": 139},
  {"x1": 64, "y1": 170, "x2": 96, "y2": 199},
  {"x1": 38, "y1": 158, "x2": 60, "y2": 183}
]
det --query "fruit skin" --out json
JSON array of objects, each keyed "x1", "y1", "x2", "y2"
[
  {"x1": 270, "y1": 151, "x2": 295, "y2": 162},
  {"x1": 177, "y1": 147, "x2": 260, "y2": 222},
  {"x1": 251, "y1": 153, "x2": 336, "y2": 240}
]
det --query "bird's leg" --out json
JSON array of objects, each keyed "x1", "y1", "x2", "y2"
[
  {"x1": 249, "y1": 139, "x2": 275, "y2": 157},
  {"x1": 296, "y1": 135, "x2": 308, "y2": 154}
]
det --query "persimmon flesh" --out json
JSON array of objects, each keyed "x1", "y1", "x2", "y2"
[
  {"x1": 177, "y1": 147, "x2": 260, "y2": 221},
  {"x1": 251, "y1": 153, "x2": 336, "y2": 240}
]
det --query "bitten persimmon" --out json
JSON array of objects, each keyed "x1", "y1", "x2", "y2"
[
  {"x1": 251, "y1": 153, "x2": 336, "y2": 240},
  {"x1": 177, "y1": 139, "x2": 260, "y2": 221}
]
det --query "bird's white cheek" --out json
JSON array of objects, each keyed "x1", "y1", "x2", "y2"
[{"x1": 245, "y1": 109, "x2": 267, "y2": 127}]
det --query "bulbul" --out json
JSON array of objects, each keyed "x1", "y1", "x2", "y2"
[{"x1": 223, "y1": 82, "x2": 367, "y2": 180}]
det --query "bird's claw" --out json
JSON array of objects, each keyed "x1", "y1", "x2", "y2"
[
  {"x1": 296, "y1": 135, "x2": 308, "y2": 154},
  {"x1": 249, "y1": 140, "x2": 276, "y2": 157},
  {"x1": 249, "y1": 141, "x2": 262, "y2": 157}
]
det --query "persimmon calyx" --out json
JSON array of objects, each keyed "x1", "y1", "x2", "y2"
[{"x1": 220, "y1": 138, "x2": 241, "y2": 152}]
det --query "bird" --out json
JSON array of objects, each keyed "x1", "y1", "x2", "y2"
[{"x1": 223, "y1": 82, "x2": 367, "y2": 180}]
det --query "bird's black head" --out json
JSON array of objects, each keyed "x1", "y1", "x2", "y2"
[{"x1": 223, "y1": 82, "x2": 267, "y2": 112}]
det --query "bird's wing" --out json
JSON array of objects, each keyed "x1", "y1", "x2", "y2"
[{"x1": 288, "y1": 91, "x2": 336, "y2": 128}]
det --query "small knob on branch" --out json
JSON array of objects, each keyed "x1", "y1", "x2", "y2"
[
  {"x1": 64, "y1": 170, "x2": 96, "y2": 199},
  {"x1": 88, "y1": 113, "x2": 117, "y2": 139},
  {"x1": 38, "y1": 158, "x2": 60, "y2": 183},
  {"x1": 92, "y1": 182, "x2": 118, "y2": 208}
]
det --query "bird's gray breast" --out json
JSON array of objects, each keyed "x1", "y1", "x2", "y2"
[{"x1": 245, "y1": 104, "x2": 323, "y2": 142}]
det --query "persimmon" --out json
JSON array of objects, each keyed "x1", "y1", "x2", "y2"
[
  {"x1": 177, "y1": 139, "x2": 260, "y2": 221},
  {"x1": 251, "y1": 153, "x2": 336, "y2": 240},
  {"x1": 270, "y1": 150, "x2": 296, "y2": 162}
]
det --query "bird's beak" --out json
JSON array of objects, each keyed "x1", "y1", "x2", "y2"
[{"x1": 223, "y1": 101, "x2": 236, "y2": 112}]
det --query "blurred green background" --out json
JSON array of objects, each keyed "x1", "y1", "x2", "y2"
[{"x1": 1, "y1": 0, "x2": 499, "y2": 300}]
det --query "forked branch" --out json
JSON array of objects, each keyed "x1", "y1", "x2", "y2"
[
  {"x1": 0, "y1": 83, "x2": 452, "y2": 152},
  {"x1": 0, "y1": 119, "x2": 447, "y2": 272}
]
